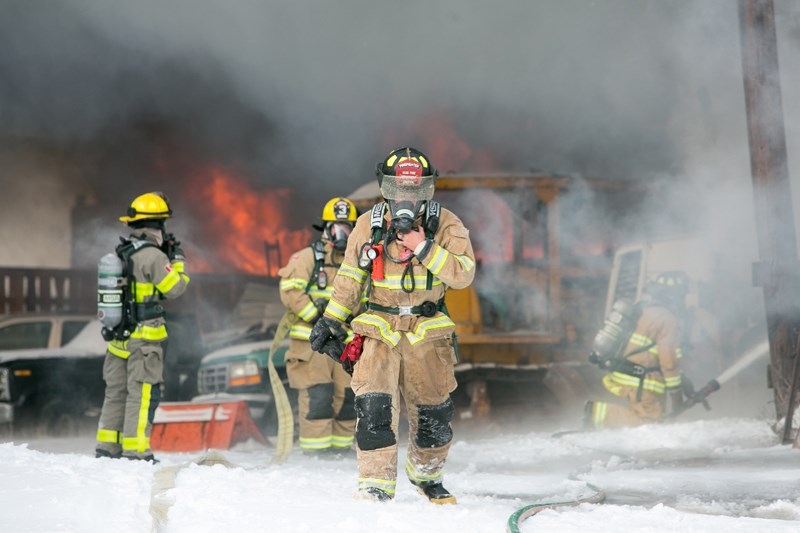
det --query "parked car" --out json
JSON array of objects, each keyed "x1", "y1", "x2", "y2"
[
  {"x1": 0, "y1": 312, "x2": 205, "y2": 437},
  {"x1": 0, "y1": 313, "x2": 106, "y2": 436}
]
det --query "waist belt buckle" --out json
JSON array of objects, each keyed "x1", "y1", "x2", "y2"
[{"x1": 398, "y1": 305, "x2": 413, "y2": 316}]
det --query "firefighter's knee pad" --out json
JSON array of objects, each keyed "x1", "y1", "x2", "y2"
[
  {"x1": 336, "y1": 388, "x2": 356, "y2": 421},
  {"x1": 306, "y1": 383, "x2": 335, "y2": 420},
  {"x1": 354, "y1": 393, "x2": 395, "y2": 450},
  {"x1": 415, "y1": 398, "x2": 454, "y2": 448}
]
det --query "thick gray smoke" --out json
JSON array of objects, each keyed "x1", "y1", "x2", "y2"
[{"x1": 1, "y1": 0, "x2": 800, "y2": 276}]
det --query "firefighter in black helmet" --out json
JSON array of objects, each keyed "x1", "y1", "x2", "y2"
[
  {"x1": 95, "y1": 192, "x2": 190, "y2": 462},
  {"x1": 310, "y1": 147, "x2": 476, "y2": 503},
  {"x1": 586, "y1": 271, "x2": 688, "y2": 429}
]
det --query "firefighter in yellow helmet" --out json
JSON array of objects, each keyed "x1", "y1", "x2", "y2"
[
  {"x1": 278, "y1": 197, "x2": 359, "y2": 457},
  {"x1": 586, "y1": 271, "x2": 689, "y2": 429},
  {"x1": 310, "y1": 147, "x2": 476, "y2": 504},
  {"x1": 95, "y1": 192, "x2": 190, "y2": 462}
]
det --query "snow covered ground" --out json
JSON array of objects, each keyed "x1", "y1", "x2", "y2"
[{"x1": 2, "y1": 385, "x2": 799, "y2": 533}]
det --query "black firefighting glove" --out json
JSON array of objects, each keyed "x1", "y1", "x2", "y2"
[
  {"x1": 309, "y1": 317, "x2": 347, "y2": 363},
  {"x1": 667, "y1": 387, "x2": 685, "y2": 414}
]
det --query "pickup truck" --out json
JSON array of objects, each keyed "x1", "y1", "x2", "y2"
[
  {"x1": 0, "y1": 312, "x2": 205, "y2": 437},
  {"x1": 0, "y1": 313, "x2": 106, "y2": 436},
  {"x1": 194, "y1": 331, "x2": 297, "y2": 437}
]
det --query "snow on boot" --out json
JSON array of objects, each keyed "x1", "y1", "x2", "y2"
[
  {"x1": 414, "y1": 482, "x2": 457, "y2": 505},
  {"x1": 354, "y1": 487, "x2": 393, "y2": 502}
]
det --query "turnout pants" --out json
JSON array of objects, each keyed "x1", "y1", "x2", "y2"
[
  {"x1": 591, "y1": 374, "x2": 664, "y2": 429},
  {"x1": 350, "y1": 336, "x2": 457, "y2": 497},
  {"x1": 286, "y1": 339, "x2": 355, "y2": 452},
  {"x1": 96, "y1": 339, "x2": 163, "y2": 458}
]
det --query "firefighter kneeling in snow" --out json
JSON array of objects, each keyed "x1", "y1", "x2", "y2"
[
  {"x1": 279, "y1": 197, "x2": 359, "y2": 457},
  {"x1": 310, "y1": 147, "x2": 476, "y2": 504},
  {"x1": 95, "y1": 192, "x2": 190, "y2": 461},
  {"x1": 586, "y1": 271, "x2": 689, "y2": 429}
]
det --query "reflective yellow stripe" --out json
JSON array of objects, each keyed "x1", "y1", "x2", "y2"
[
  {"x1": 607, "y1": 371, "x2": 666, "y2": 394},
  {"x1": 326, "y1": 300, "x2": 352, "y2": 322},
  {"x1": 108, "y1": 340, "x2": 130, "y2": 359},
  {"x1": 371, "y1": 275, "x2": 443, "y2": 290},
  {"x1": 332, "y1": 435, "x2": 354, "y2": 448},
  {"x1": 299, "y1": 435, "x2": 332, "y2": 450},
  {"x1": 281, "y1": 278, "x2": 308, "y2": 291},
  {"x1": 454, "y1": 254, "x2": 475, "y2": 271},
  {"x1": 298, "y1": 301, "x2": 318, "y2": 322},
  {"x1": 425, "y1": 245, "x2": 449, "y2": 276},
  {"x1": 130, "y1": 324, "x2": 168, "y2": 342},
  {"x1": 307, "y1": 288, "x2": 334, "y2": 299},
  {"x1": 156, "y1": 268, "x2": 184, "y2": 293},
  {"x1": 676, "y1": 347, "x2": 683, "y2": 359},
  {"x1": 629, "y1": 333, "x2": 659, "y2": 354},
  {"x1": 122, "y1": 382, "x2": 152, "y2": 453},
  {"x1": 406, "y1": 315, "x2": 456, "y2": 345},
  {"x1": 593, "y1": 401, "x2": 608, "y2": 429},
  {"x1": 358, "y1": 478, "x2": 397, "y2": 495},
  {"x1": 338, "y1": 263, "x2": 367, "y2": 284},
  {"x1": 352, "y1": 314, "x2": 402, "y2": 346},
  {"x1": 130, "y1": 281, "x2": 155, "y2": 302},
  {"x1": 290, "y1": 324, "x2": 313, "y2": 340},
  {"x1": 96, "y1": 428, "x2": 120, "y2": 444},
  {"x1": 405, "y1": 459, "x2": 443, "y2": 484},
  {"x1": 172, "y1": 261, "x2": 186, "y2": 274},
  {"x1": 664, "y1": 375, "x2": 682, "y2": 388}
]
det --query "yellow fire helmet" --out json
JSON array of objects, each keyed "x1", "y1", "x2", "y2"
[
  {"x1": 321, "y1": 197, "x2": 357, "y2": 223},
  {"x1": 119, "y1": 192, "x2": 173, "y2": 223}
]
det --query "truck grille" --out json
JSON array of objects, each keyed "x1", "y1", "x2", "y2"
[{"x1": 197, "y1": 364, "x2": 229, "y2": 394}]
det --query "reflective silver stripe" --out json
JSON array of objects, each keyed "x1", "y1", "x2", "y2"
[
  {"x1": 405, "y1": 458, "x2": 443, "y2": 484},
  {"x1": 352, "y1": 314, "x2": 402, "y2": 346},
  {"x1": 425, "y1": 245, "x2": 449, "y2": 276},
  {"x1": 358, "y1": 477, "x2": 396, "y2": 495},
  {"x1": 290, "y1": 324, "x2": 313, "y2": 340},
  {"x1": 307, "y1": 288, "x2": 334, "y2": 299},
  {"x1": 454, "y1": 254, "x2": 475, "y2": 271},
  {"x1": 609, "y1": 371, "x2": 666, "y2": 394},
  {"x1": 280, "y1": 278, "x2": 308, "y2": 291},
  {"x1": 371, "y1": 275, "x2": 443, "y2": 290},
  {"x1": 405, "y1": 315, "x2": 455, "y2": 345},
  {"x1": 338, "y1": 263, "x2": 367, "y2": 284},
  {"x1": 297, "y1": 301, "x2": 318, "y2": 322},
  {"x1": 326, "y1": 300, "x2": 351, "y2": 321}
]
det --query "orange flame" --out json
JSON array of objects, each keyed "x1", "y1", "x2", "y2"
[{"x1": 188, "y1": 167, "x2": 312, "y2": 275}]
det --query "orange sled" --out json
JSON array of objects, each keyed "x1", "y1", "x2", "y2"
[{"x1": 151, "y1": 400, "x2": 267, "y2": 452}]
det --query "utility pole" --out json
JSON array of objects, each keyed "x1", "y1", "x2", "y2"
[{"x1": 738, "y1": 0, "x2": 800, "y2": 444}]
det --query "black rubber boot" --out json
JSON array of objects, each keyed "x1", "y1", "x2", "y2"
[
  {"x1": 356, "y1": 487, "x2": 393, "y2": 502},
  {"x1": 94, "y1": 449, "x2": 122, "y2": 459},
  {"x1": 414, "y1": 482, "x2": 457, "y2": 505},
  {"x1": 124, "y1": 454, "x2": 160, "y2": 464}
]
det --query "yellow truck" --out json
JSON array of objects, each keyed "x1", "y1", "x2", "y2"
[{"x1": 348, "y1": 173, "x2": 642, "y2": 418}]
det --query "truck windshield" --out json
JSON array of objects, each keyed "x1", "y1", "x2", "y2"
[{"x1": 0, "y1": 321, "x2": 52, "y2": 350}]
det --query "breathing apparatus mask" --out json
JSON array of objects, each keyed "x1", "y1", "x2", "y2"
[
  {"x1": 380, "y1": 174, "x2": 435, "y2": 232},
  {"x1": 325, "y1": 222, "x2": 353, "y2": 251}
]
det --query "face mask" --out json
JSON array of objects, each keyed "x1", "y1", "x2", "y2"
[
  {"x1": 388, "y1": 199, "x2": 424, "y2": 235},
  {"x1": 327, "y1": 222, "x2": 352, "y2": 251}
]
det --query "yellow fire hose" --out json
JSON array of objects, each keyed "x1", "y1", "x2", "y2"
[{"x1": 266, "y1": 311, "x2": 297, "y2": 465}]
